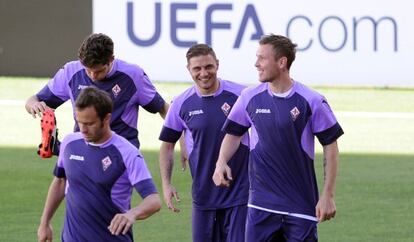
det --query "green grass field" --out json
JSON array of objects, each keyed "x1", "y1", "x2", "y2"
[{"x1": 0, "y1": 77, "x2": 413, "y2": 241}]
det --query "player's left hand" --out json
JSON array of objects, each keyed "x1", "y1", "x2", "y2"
[
  {"x1": 108, "y1": 212, "x2": 135, "y2": 235},
  {"x1": 315, "y1": 194, "x2": 336, "y2": 222}
]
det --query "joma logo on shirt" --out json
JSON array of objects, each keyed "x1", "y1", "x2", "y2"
[
  {"x1": 69, "y1": 154, "x2": 84, "y2": 161},
  {"x1": 255, "y1": 108, "x2": 271, "y2": 114},
  {"x1": 77, "y1": 85, "x2": 88, "y2": 90},
  {"x1": 189, "y1": 109, "x2": 204, "y2": 116}
]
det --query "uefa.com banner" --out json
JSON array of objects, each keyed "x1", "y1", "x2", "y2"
[{"x1": 93, "y1": 0, "x2": 413, "y2": 87}]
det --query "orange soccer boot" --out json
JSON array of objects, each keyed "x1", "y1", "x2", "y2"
[{"x1": 38, "y1": 109, "x2": 59, "y2": 158}]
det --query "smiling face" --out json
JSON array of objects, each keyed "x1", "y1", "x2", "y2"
[
  {"x1": 187, "y1": 54, "x2": 220, "y2": 95},
  {"x1": 255, "y1": 44, "x2": 287, "y2": 83}
]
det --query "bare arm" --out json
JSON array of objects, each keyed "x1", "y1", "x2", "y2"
[
  {"x1": 108, "y1": 193, "x2": 161, "y2": 235},
  {"x1": 159, "y1": 141, "x2": 181, "y2": 212},
  {"x1": 37, "y1": 177, "x2": 66, "y2": 242},
  {"x1": 316, "y1": 141, "x2": 339, "y2": 222},
  {"x1": 212, "y1": 134, "x2": 243, "y2": 187},
  {"x1": 158, "y1": 102, "x2": 169, "y2": 119},
  {"x1": 159, "y1": 102, "x2": 188, "y2": 170},
  {"x1": 25, "y1": 95, "x2": 50, "y2": 118},
  {"x1": 178, "y1": 133, "x2": 188, "y2": 171}
]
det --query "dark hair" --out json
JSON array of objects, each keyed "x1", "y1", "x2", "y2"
[
  {"x1": 78, "y1": 33, "x2": 114, "y2": 68},
  {"x1": 259, "y1": 34, "x2": 297, "y2": 70},
  {"x1": 186, "y1": 44, "x2": 217, "y2": 63},
  {"x1": 75, "y1": 87, "x2": 113, "y2": 121}
]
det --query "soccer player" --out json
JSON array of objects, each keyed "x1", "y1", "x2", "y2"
[
  {"x1": 213, "y1": 34, "x2": 344, "y2": 242},
  {"x1": 158, "y1": 44, "x2": 249, "y2": 242},
  {"x1": 37, "y1": 87, "x2": 161, "y2": 242},
  {"x1": 25, "y1": 33, "x2": 168, "y2": 155}
]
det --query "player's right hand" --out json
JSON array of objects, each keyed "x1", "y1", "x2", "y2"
[
  {"x1": 162, "y1": 184, "x2": 181, "y2": 213},
  {"x1": 37, "y1": 223, "x2": 53, "y2": 242},
  {"x1": 212, "y1": 162, "x2": 233, "y2": 187},
  {"x1": 27, "y1": 101, "x2": 50, "y2": 118}
]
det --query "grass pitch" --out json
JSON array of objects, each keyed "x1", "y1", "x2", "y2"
[{"x1": 0, "y1": 77, "x2": 413, "y2": 241}]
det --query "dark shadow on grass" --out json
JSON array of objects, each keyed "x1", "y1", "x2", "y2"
[{"x1": 1, "y1": 147, "x2": 413, "y2": 242}]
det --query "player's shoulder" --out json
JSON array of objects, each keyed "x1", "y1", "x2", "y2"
[
  {"x1": 293, "y1": 80, "x2": 325, "y2": 104},
  {"x1": 240, "y1": 83, "x2": 267, "y2": 100},
  {"x1": 60, "y1": 132, "x2": 84, "y2": 150},
  {"x1": 114, "y1": 59, "x2": 145, "y2": 77},
  {"x1": 171, "y1": 85, "x2": 198, "y2": 108},
  {"x1": 62, "y1": 132, "x2": 83, "y2": 142},
  {"x1": 62, "y1": 60, "x2": 84, "y2": 72},
  {"x1": 113, "y1": 59, "x2": 154, "y2": 90},
  {"x1": 110, "y1": 133, "x2": 141, "y2": 157},
  {"x1": 57, "y1": 61, "x2": 85, "y2": 80},
  {"x1": 111, "y1": 133, "x2": 137, "y2": 149},
  {"x1": 220, "y1": 79, "x2": 247, "y2": 96}
]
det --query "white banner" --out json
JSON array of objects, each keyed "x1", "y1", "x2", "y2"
[{"x1": 93, "y1": 0, "x2": 413, "y2": 87}]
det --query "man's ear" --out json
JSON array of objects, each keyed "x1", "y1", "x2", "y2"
[
  {"x1": 279, "y1": 57, "x2": 288, "y2": 69},
  {"x1": 104, "y1": 113, "x2": 112, "y2": 124}
]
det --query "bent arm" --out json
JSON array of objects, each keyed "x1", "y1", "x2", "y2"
[
  {"x1": 212, "y1": 134, "x2": 243, "y2": 187},
  {"x1": 108, "y1": 193, "x2": 161, "y2": 235},
  {"x1": 25, "y1": 95, "x2": 50, "y2": 118},
  {"x1": 158, "y1": 102, "x2": 169, "y2": 119},
  {"x1": 217, "y1": 134, "x2": 242, "y2": 166},
  {"x1": 131, "y1": 193, "x2": 161, "y2": 220}
]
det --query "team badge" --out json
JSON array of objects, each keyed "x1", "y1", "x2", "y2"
[
  {"x1": 221, "y1": 102, "x2": 231, "y2": 116},
  {"x1": 112, "y1": 84, "x2": 121, "y2": 97},
  {"x1": 102, "y1": 156, "x2": 112, "y2": 171},
  {"x1": 290, "y1": 106, "x2": 300, "y2": 121}
]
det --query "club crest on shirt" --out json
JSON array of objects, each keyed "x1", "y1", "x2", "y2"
[
  {"x1": 112, "y1": 84, "x2": 121, "y2": 97},
  {"x1": 290, "y1": 106, "x2": 300, "y2": 121},
  {"x1": 221, "y1": 102, "x2": 231, "y2": 116},
  {"x1": 102, "y1": 156, "x2": 112, "y2": 171}
]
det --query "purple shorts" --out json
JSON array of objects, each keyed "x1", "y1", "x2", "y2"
[
  {"x1": 246, "y1": 207, "x2": 318, "y2": 242},
  {"x1": 192, "y1": 205, "x2": 247, "y2": 242}
]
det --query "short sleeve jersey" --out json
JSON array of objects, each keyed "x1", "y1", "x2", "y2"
[
  {"x1": 36, "y1": 59, "x2": 165, "y2": 148},
  {"x1": 223, "y1": 81, "x2": 344, "y2": 219},
  {"x1": 54, "y1": 132, "x2": 157, "y2": 241},
  {"x1": 159, "y1": 79, "x2": 250, "y2": 210}
]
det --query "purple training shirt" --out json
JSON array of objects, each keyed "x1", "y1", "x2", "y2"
[
  {"x1": 223, "y1": 81, "x2": 344, "y2": 221},
  {"x1": 159, "y1": 79, "x2": 250, "y2": 210},
  {"x1": 54, "y1": 131, "x2": 157, "y2": 241},
  {"x1": 37, "y1": 59, "x2": 165, "y2": 148}
]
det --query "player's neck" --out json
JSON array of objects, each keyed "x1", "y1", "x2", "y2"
[
  {"x1": 90, "y1": 129, "x2": 113, "y2": 145},
  {"x1": 198, "y1": 79, "x2": 220, "y2": 96},
  {"x1": 269, "y1": 75, "x2": 293, "y2": 94}
]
